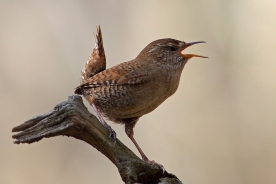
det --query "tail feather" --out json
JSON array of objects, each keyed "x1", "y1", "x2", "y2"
[{"x1": 81, "y1": 25, "x2": 106, "y2": 82}]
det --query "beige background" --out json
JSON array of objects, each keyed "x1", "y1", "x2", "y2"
[{"x1": 1, "y1": 1, "x2": 276, "y2": 184}]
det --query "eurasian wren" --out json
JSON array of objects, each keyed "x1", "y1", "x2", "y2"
[{"x1": 75, "y1": 26, "x2": 207, "y2": 164}]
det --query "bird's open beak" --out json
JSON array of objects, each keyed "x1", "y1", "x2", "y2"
[{"x1": 180, "y1": 41, "x2": 208, "y2": 59}]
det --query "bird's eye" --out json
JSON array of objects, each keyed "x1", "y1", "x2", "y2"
[{"x1": 169, "y1": 46, "x2": 176, "y2": 51}]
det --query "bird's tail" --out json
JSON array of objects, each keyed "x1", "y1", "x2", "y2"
[{"x1": 81, "y1": 25, "x2": 106, "y2": 82}]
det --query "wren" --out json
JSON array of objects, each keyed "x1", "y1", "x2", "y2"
[{"x1": 75, "y1": 26, "x2": 207, "y2": 164}]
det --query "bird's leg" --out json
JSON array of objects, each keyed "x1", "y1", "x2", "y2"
[
  {"x1": 91, "y1": 103, "x2": 116, "y2": 144},
  {"x1": 125, "y1": 118, "x2": 165, "y2": 172},
  {"x1": 125, "y1": 119, "x2": 149, "y2": 161}
]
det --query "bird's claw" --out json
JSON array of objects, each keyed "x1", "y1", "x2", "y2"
[
  {"x1": 148, "y1": 160, "x2": 166, "y2": 174},
  {"x1": 104, "y1": 124, "x2": 117, "y2": 145}
]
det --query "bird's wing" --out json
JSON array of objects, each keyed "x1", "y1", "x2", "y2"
[
  {"x1": 117, "y1": 70, "x2": 148, "y2": 85},
  {"x1": 75, "y1": 63, "x2": 149, "y2": 94}
]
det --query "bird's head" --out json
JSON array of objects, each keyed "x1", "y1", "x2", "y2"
[{"x1": 138, "y1": 38, "x2": 207, "y2": 71}]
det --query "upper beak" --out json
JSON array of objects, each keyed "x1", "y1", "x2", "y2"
[{"x1": 180, "y1": 41, "x2": 208, "y2": 59}]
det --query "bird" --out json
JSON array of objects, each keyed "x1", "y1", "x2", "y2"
[{"x1": 75, "y1": 26, "x2": 207, "y2": 165}]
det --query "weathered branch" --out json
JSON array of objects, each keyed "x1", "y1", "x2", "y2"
[{"x1": 12, "y1": 95, "x2": 182, "y2": 184}]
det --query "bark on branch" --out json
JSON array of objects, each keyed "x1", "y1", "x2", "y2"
[{"x1": 12, "y1": 95, "x2": 182, "y2": 184}]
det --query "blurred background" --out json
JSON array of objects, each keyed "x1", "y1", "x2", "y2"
[{"x1": 1, "y1": 1, "x2": 276, "y2": 184}]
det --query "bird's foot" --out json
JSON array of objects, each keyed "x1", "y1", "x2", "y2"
[
  {"x1": 149, "y1": 160, "x2": 165, "y2": 173},
  {"x1": 144, "y1": 158, "x2": 166, "y2": 173},
  {"x1": 103, "y1": 123, "x2": 117, "y2": 145}
]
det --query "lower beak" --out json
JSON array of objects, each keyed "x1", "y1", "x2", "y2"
[{"x1": 180, "y1": 41, "x2": 208, "y2": 59}]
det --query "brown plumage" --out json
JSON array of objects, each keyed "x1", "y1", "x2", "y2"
[
  {"x1": 81, "y1": 26, "x2": 106, "y2": 82},
  {"x1": 75, "y1": 27, "x2": 207, "y2": 164}
]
